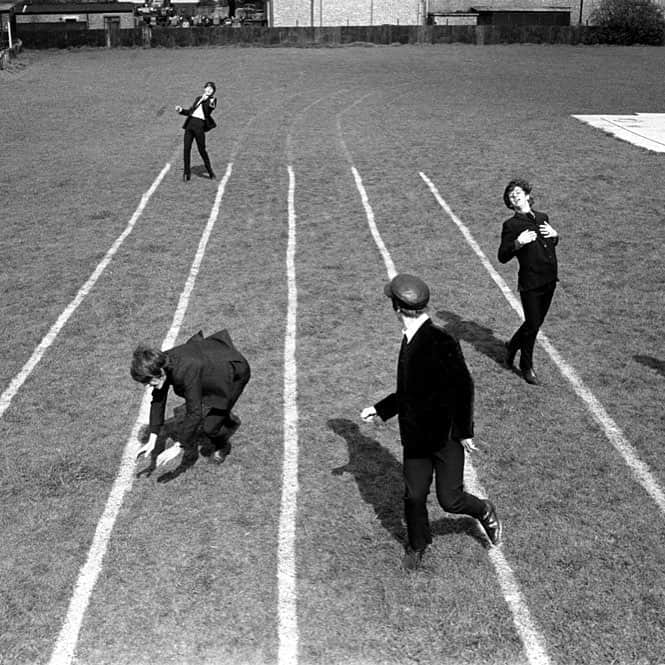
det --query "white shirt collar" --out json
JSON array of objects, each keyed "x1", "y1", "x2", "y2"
[{"x1": 402, "y1": 313, "x2": 430, "y2": 343}]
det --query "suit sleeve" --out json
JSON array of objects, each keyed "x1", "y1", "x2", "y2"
[
  {"x1": 441, "y1": 339, "x2": 474, "y2": 440},
  {"x1": 542, "y1": 213, "x2": 560, "y2": 247},
  {"x1": 149, "y1": 383, "x2": 170, "y2": 435},
  {"x1": 178, "y1": 97, "x2": 199, "y2": 117},
  {"x1": 498, "y1": 220, "x2": 519, "y2": 264},
  {"x1": 374, "y1": 393, "x2": 398, "y2": 421}
]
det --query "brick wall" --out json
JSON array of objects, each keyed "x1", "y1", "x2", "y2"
[
  {"x1": 273, "y1": 0, "x2": 422, "y2": 27},
  {"x1": 429, "y1": 0, "x2": 665, "y2": 25}
]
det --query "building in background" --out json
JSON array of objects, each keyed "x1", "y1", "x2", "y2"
[
  {"x1": 0, "y1": 1, "x2": 18, "y2": 46},
  {"x1": 16, "y1": 1, "x2": 136, "y2": 28},
  {"x1": 272, "y1": 0, "x2": 423, "y2": 27},
  {"x1": 272, "y1": 0, "x2": 665, "y2": 26}
]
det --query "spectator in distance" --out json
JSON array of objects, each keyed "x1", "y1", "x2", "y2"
[
  {"x1": 361, "y1": 274, "x2": 502, "y2": 570},
  {"x1": 175, "y1": 81, "x2": 217, "y2": 181},
  {"x1": 131, "y1": 329, "x2": 250, "y2": 480},
  {"x1": 498, "y1": 179, "x2": 560, "y2": 385}
]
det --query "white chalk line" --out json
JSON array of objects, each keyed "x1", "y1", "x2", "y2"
[
  {"x1": 351, "y1": 167, "x2": 397, "y2": 280},
  {"x1": 0, "y1": 163, "x2": 171, "y2": 421},
  {"x1": 48, "y1": 163, "x2": 233, "y2": 665},
  {"x1": 278, "y1": 165, "x2": 299, "y2": 665},
  {"x1": 419, "y1": 171, "x2": 665, "y2": 516},
  {"x1": 335, "y1": 86, "x2": 416, "y2": 281},
  {"x1": 351, "y1": 166, "x2": 551, "y2": 665}
]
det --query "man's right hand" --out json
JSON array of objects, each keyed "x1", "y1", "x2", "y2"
[{"x1": 360, "y1": 406, "x2": 377, "y2": 423}]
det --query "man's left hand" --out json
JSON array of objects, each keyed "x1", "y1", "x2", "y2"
[
  {"x1": 156, "y1": 444, "x2": 184, "y2": 467},
  {"x1": 460, "y1": 438, "x2": 478, "y2": 453},
  {"x1": 539, "y1": 222, "x2": 558, "y2": 238}
]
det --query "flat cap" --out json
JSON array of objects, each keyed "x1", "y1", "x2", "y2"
[{"x1": 384, "y1": 273, "x2": 430, "y2": 310}]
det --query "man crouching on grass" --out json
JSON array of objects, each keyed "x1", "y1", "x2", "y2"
[
  {"x1": 361, "y1": 274, "x2": 501, "y2": 570},
  {"x1": 130, "y1": 329, "x2": 250, "y2": 481}
]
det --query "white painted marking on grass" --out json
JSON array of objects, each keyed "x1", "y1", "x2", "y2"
[
  {"x1": 572, "y1": 113, "x2": 665, "y2": 153},
  {"x1": 351, "y1": 167, "x2": 397, "y2": 279},
  {"x1": 420, "y1": 171, "x2": 665, "y2": 516},
  {"x1": 464, "y1": 462, "x2": 552, "y2": 665},
  {"x1": 0, "y1": 164, "x2": 171, "y2": 422},
  {"x1": 278, "y1": 165, "x2": 299, "y2": 665},
  {"x1": 358, "y1": 167, "x2": 551, "y2": 665},
  {"x1": 48, "y1": 163, "x2": 233, "y2": 665}
]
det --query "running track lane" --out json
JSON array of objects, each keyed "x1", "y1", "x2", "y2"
[{"x1": 47, "y1": 163, "x2": 233, "y2": 665}]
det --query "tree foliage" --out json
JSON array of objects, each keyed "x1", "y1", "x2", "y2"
[{"x1": 590, "y1": 0, "x2": 665, "y2": 45}]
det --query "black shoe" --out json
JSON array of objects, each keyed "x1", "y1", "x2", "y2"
[
  {"x1": 208, "y1": 171, "x2": 216, "y2": 179},
  {"x1": 183, "y1": 172, "x2": 191, "y2": 181},
  {"x1": 479, "y1": 500, "x2": 502, "y2": 546},
  {"x1": 210, "y1": 442, "x2": 231, "y2": 465},
  {"x1": 402, "y1": 546, "x2": 426, "y2": 570},
  {"x1": 504, "y1": 342, "x2": 516, "y2": 369},
  {"x1": 522, "y1": 368, "x2": 539, "y2": 385}
]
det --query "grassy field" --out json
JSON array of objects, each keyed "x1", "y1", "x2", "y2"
[{"x1": 1, "y1": 43, "x2": 664, "y2": 665}]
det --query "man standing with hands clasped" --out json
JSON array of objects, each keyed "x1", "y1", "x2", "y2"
[
  {"x1": 361, "y1": 274, "x2": 502, "y2": 570},
  {"x1": 498, "y1": 179, "x2": 559, "y2": 385}
]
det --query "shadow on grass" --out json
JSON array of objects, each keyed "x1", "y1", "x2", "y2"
[
  {"x1": 435, "y1": 309, "x2": 507, "y2": 368},
  {"x1": 136, "y1": 407, "x2": 200, "y2": 482},
  {"x1": 634, "y1": 354, "x2": 665, "y2": 378},
  {"x1": 327, "y1": 418, "x2": 486, "y2": 547}
]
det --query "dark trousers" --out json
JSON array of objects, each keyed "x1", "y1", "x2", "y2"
[
  {"x1": 403, "y1": 439, "x2": 485, "y2": 551},
  {"x1": 183, "y1": 118, "x2": 213, "y2": 176},
  {"x1": 509, "y1": 281, "x2": 556, "y2": 370},
  {"x1": 183, "y1": 359, "x2": 250, "y2": 464}
]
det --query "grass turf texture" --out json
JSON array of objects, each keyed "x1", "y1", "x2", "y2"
[{"x1": 0, "y1": 44, "x2": 664, "y2": 665}]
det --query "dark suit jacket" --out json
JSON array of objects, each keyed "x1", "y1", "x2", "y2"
[
  {"x1": 149, "y1": 330, "x2": 250, "y2": 448},
  {"x1": 497, "y1": 210, "x2": 558, "y2": 291},
  {"x1": 374, "y1": 319, "x2": 474, "y2": 458},
  {"x1": 179, "y1": 95, "x2": 217, "y2": 133}
]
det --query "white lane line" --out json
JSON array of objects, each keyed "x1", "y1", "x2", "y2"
[
  {"x1": 465, "y1": 463, "x2": 551, "y2": 665},
  {"x1": 0, "y1": 163, "x2": 171, "y2": 421},
  {"x1": 48, "y1": 163, "x2": 234, "y2": 665},
  {"x1": 278, "y1": 165, "x2": 300, "y2": 665},
  {"x1": 351, "y1": 167, "x2": 396, "y2": 279},
  {"x1": 420, "y1": 171, "x2": 665, "y2": 515},
  {"x1": 352, "y1": 166, "x2": 551, "y2": 665}
]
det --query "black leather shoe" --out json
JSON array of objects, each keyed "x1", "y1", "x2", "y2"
[
  {"x1": 183, "y1": 172, "x2": 191, "y2": 181},
  {"x1": 210, "y1": 442, "x2": 231, "y2": 465},
  {"x1": 402, "y1": 546, "x2": 426, "y2": 570},
  {"x1": 504, "y1": 342, "x2": 516, "y2": 368},
  {"x1": 522, "y1": 368, "x2": 539, "y2": 385},
  {"x1": 480, "y1": 500, "x2": 502, "y2": 546},
  {"x1": 208, "y1": 171, "x2": 217, "y2": 180}
]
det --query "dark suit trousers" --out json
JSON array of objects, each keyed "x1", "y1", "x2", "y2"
[
  {"x1": 183, "y1": 118, "x2": 213, "y2": 176},
  {"x1": 403, "y1": 439, "x2": 485, "y2": 551},
  {"x1": 509, "y1": 280, "x2": 556, "y2": 370},
  {"x1": 183, "y1": 360, "x2": 250, "y2": 463}
]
